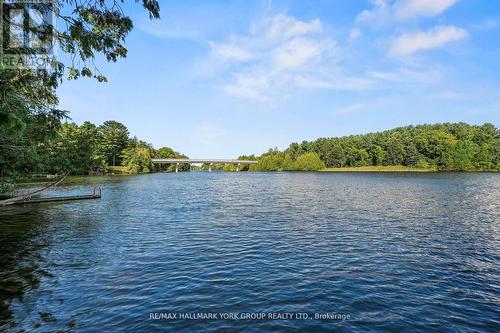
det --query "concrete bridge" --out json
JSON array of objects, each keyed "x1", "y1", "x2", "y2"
[{"x1": 151, "y1": 158, "x2": 257, "y2": 172}]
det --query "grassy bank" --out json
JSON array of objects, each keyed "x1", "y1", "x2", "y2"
[
  {"x1": 108, "y1": 166, "x2": 129, "y2": 174},
  {"x1": 320, "y1": 165, "x2": 438, "y2": 172}
]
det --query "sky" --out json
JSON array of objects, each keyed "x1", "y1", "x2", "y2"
[{"x1": 57, "y1": 0, "x2": 500, "y2": 158}]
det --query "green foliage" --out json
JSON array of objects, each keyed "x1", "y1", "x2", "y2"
[
  {"x1": 41, "y1": 122, "x2": 188, "y2": 176},
  {"x1": 122, "y1": 145, "x2": 153, "y2": 174},
  {"x1": 98, "y1": 121, "x2": 130, "y2": 166},
  {"x1": 0, "y1": 1, "x2": 161, "y2": 192},
  {"x1": 288, "y1": 152, "x2": 325, "y2": 171},
  {"x1": 439, "y1": 140, "x2": 477, "y2": 171},
  {"x1": 1, "y1": 114, "x2": 188, "y2": 192},
  {"x1": 249, "y1": 150, "x2": 325, "y2": 171},
  {"x1": 373, "y1": 145, "x2": 386, "y2": 165},
  {"x1": 154, "y1": 147, "x2": 176, "y2": 158},
  {"x1": 355, "y1": 149, "x2": 370, "y2": 167},
  {"x1": 34, "y1": 120, "x2": 134, "y2": 176},
  {"x1": 492, "y1": 140, "x2": 500, "y2": 170},
  {"x1": 416, "y1": 158, "x2": 430, "y2": 169},
  {"x1": 153, "y1": 147, "x2": 190, "y2": 172},
  {"x1": 223, "y1": 164, "x2": 236, "y2": 172},
  {"x1": 0, "y1": 63, "x2": 66, "y2": 189},
  {"x1": 250, "y1": 149, "x2": 284, "y2": 171},
  {"x1": 250, "y1": 123, "x2": 499, "y2": 172},
  {"x1": 44, "y1": 122, "x2": 106, "y2": 174},
  {"x1": 236, "y1": 154, "x2": 257, "y2": 171},
  {"x1": 53, "y1": 0, "x2": 160, "y2": 82},
  {"x1": 282, "y1": 153, "x2": 294, "y2": 170},
  {"x1": 324, "y1": 144, "x2": 345, "y2": 167}
]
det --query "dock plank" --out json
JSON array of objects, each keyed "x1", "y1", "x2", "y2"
[{"x1": 21, "y1": 194, "x2": 101, "y2": 204}]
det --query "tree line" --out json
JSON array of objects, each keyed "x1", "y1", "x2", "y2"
[
  {"x1": 48, "y1": 120, "x2": 189, "y2": 175},
  {"x1": 2, "y1": 119, "x2": 498, "y2": 194},
  {"x1": 0, "y1": 119, "x2": 187, "y2": 192},
  {"x1": 248, "y1": 123, "x2": 499, "y2": 172}
]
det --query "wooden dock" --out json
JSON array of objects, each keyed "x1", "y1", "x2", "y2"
[{"x1": 13, "y1": 187, "x2": 101, "y2": 205}]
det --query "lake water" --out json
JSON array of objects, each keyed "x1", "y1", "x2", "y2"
[{"x1": 0, "y1": 172, "x2": 499, "y2": 332}]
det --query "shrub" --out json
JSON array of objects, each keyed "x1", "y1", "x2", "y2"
[{"x1": 289, "y1": 152, "x2": 325, "y2": 171}]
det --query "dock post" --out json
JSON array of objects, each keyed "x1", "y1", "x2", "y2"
[
  {"x1": 236, "y1": 163, "x2": 240, "y2": 172},
  {"x1": 209, "y1": 163, "x2": 213, "y2": 172},
  {"x1": 175, "y1": 163, "x2": 179, "y2": 173}
]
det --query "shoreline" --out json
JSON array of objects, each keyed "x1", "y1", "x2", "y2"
[
  {"x1": 11, "y1": 165, "x2": 499, "y2": 187},
  {"x1": 320, "y1": 166, "x2": 436, "y2": 172},
  {"x1": 321, "y1": 166, "x2": 431, "y2": 172},
  {"x1": 320, "y1": 166, "x2": 499, "y2": 172}
]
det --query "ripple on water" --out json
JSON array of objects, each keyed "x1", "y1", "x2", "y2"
[{"x1": 0, "y1": 172, "x2": 499, "y2": 332}]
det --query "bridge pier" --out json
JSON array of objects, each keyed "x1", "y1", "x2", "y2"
[{"x1": 151, "y1": 158, "x2": 257, "y2": 173}]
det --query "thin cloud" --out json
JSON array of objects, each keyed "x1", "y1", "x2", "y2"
[
  {"x1": 470, "y1": 18, "x2": 499, "y2": 32},
  {"x1": 394, "y1": 0, "x2": 458, "y2": 20},
  {"x1": 368, "y1": 68, "x2": 444, "y2": 85},
  {"x1": 138, "y1": 19, "x2": 201, "y2": 40},
  {"x1": 263, "y1": 14, "x2": 323, "y2": 39},
  {"x1": 223, "y1": 70, "x2": 273, "y2": 103},
  {"x1": 357, "y1": 0, "x2": 458, "y2": 26},
  {"x1": 294, "y1": 76, "x2": 375, "y2": 91},
  {"x1": 356, "y1": 0, "x2": 392, "y2": 26},
  {"x1": 389, "y1": 25, "x2": 468, "y2": 56},
  {"x1": 210, "y1": 43, "x2": 254, "y2": 61},
  {"x1": 349, "y1": 28, "x2": 361, "y2": 41},
  {"x1": 187, "y1": 8, "x2": 469, "y2": 105},
  {"x1": 196, "y1": 14, "x2": 357, "y2": 103},
  {"x1": 272, "y1": 38, "x2": 332, "y2": 70}
]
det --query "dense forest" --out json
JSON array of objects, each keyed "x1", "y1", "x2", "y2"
[
  {"x1": 1, "y1": 120, "x2": 498, "y2": 194},
  {"x1": 0, "y1": 119, "x2": 187, "y2": 193},
  {"x1": 248, "y1": 123, "x2": 499, "y2": 172},
  {"x1": 44, "y1": 120, "x2": 189, "y2": 175}
]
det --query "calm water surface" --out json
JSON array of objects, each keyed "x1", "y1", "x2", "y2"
[{"x1": 0, "y1": 172, "x2": 499, "y2": 332}]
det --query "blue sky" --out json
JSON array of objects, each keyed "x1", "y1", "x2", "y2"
[{"x1": 57, "y1": 0, "x2": 500, "y2": 158}]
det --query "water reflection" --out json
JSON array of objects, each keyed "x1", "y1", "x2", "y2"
[
  {"x1": 0, "y1": 172, "x2": 499, "y2": 332},
  {"x1": 0, "y1": 207, "x2": 53, "y2": 331}
]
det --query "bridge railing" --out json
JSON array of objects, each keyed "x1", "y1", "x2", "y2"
[
  {"x1": 151, "y1": 158, "x2": 257, "y2": 172},
  {"x1": 151, "y1": 159, "x2": 257, "y2": 164}
]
